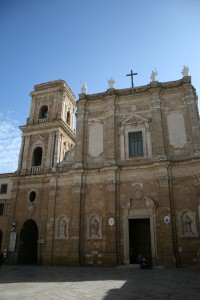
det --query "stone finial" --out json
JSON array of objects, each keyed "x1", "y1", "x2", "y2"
[
  {"x1": 108, "y1": 77, "x2": 115, "y2": 89},
  {"x1": 181, "y1": 65, "x2": 189, "y2": 77},
  {"x1": 150, "y1": 69, "x2": 158, "y2": 82},
  {"x1": 80, "y1": 82, "x2": 88, "y2": 94}
]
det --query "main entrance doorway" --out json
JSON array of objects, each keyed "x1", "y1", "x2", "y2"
[
  {"x1": 129, "y1": 218, "x2": 152, "y2": 264},
  {"x1": 18, "y1": 219, "x2": 38, "y2": 264}
]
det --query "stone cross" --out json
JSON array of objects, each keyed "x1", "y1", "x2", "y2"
[{"x1": 126, "y1": 70, "x2": 138, "y2": 88}]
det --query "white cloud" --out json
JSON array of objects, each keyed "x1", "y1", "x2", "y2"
[{"x1": 0, "y1": 111, "x2": 21, "y2": 173}]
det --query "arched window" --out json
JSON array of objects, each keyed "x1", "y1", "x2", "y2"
[
  {"x1": 67, "y1": 111, "x2": 70, "y2": 125},
  {"x1": 38, "y1": 105, "x2": 48, "y2": 120},
  {"x1": 32, "y1": 147, "x2": 43, "y2": 167}
]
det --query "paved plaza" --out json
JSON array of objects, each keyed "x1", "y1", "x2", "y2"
[{"x1": 0, "y1": 265, "x2": 199, "y2": 300}]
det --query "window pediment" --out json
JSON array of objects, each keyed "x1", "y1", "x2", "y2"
[
  {"x1": 32, "y1": 135, "x2": 46, "y2": 146},
  {"x1": 123, "y1": 113, "x2": 151, "y2": 125}
]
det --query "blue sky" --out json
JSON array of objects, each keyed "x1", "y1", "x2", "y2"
[{"x1": 0, "y1": 0, "x2": 200, "y2": 173}]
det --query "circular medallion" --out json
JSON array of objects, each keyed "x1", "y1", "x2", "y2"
[
  {"x1": 164, "y1": 216, "x2": 170, "y2": 224},
  {"x1": 108, "y1": 218, "x2": 114, "y2": 226}
]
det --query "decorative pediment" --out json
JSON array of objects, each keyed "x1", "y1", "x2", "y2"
[
  {"x1": 145, "y1": 196, "x2": 158, "y2": 208},
  {"x1": 123, "y1": 113, "x2": 151, "y2": 125},
  {"x1": 32, "y1": 135, "x2": 46, "y2": 146}
]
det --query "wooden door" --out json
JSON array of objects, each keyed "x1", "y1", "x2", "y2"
[{"x1": 129, "y1": 218, "x2": 152, "y2": 264}]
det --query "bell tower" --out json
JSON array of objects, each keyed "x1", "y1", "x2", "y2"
[{"x1": 18, "y1": 80, "x2": 76, "y2": 175}]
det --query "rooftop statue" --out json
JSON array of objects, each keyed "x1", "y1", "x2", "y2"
[
  {"x1": 108, "y1": 77, "x2": 115, "y2": 89},
  {"x1": 81, "y1": 81, "x2": 88, "y2": 94},
  {"x1": 151, "y1": 69, "x2": 158, "y2": 82},
  {"x1": 181, "y1": 65, "x2": 189, "y2": 77}
]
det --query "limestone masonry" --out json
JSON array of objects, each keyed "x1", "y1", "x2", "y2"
[{"x1": 0, "y1": 75, "x2": 200, "y2": 267}]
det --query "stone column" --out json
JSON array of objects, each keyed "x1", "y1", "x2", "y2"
[
  {"x1": 72, "y1": 109, "x2": 75, "y2": 131},
  {"x1": 69, "y1": 174, "x2": 83, "y2": 266},
  {"x1": 74, "y1": 97, "x2": 87, "y2": 168},
  {"x1": 21, "y1": 135, "x2": 31, "y2": 174},
  {"x1": 121, "y1": 198, "x2": 131, "y2": 265},
  {"x1": 155, "y1": 173, "x2": 177, "y2": 266},
  {"x1": 150, "y1": 91, "x2": 167, "y2": 160},
  {"x1": 8, "y1": 179, "x2": 19, "y2": 263},
  {"x1": 46, "y1": 132, "x2": 54, "y2": 169},
  {"x1": 145, "y1": 122, "x2": 152, "y2": 158},
  {"x1": 106, "y1": 93, "x2": 116, "y2": 164},
  {"x1": 53, "y1": 132, "x2": 60, "y2": 166},
  {"x1": 17, "y1": 136, "x2": 25, "y2": 172},
  {"x1": 182, "y1": 78, "x2": 200, "y2": 155},
  {"x1": 43, "y1": 178, "x2": 57, "y2": 265},
  {"x1": 120, "y1": 126, "x2": 125, "y2": 160},
  {"x1": 104, "y1": 172, "x2": 118, "y2": 266},
  {"x1": 61, "y1": 97, "x2": 66, "y2": 122},
  {"x1": 29, "y1": 95, "x2": 36, "y2": 124}
]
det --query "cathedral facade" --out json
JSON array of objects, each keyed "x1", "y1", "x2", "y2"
[{"x1": 0, "y1": 74, "x2": 200, "y2": 267}]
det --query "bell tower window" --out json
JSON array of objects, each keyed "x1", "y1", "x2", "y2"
[
  {"x1": 38, "y1": 105, "x2": 48, "y2": 123},
  {"x1": 31, "y1": 147, "x2": 43, "y2": 174},
  {"x1": 67, "y1": 111, "x2": 71, "y2": 126}
]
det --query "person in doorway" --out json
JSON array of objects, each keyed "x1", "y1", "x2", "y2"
[{"x1": 138, "y1": 253, "x2": 147, "y2": 269}]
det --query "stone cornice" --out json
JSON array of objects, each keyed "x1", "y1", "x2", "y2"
[
  {"x1": 0, "y1": 172, "x2": 17, "y2": 178},
  {"x1": 19, "y1": 120, "x2": 76, "y2": 141},
  {"x1": 77, "y1": 77, "x2": 194, "y2": 102},
  {"x1": 30, "y1": 80, "x2": 76, "y2": 105}
]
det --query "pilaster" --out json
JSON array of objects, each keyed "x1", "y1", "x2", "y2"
[
  {"x1": 150, "y1": 91, "x2": 167, "y2": 161},
  {"x1": 106, "y1": 94, "x2": 117, "y2": 164},
  {"x1": 17, "y1": 136, "x2": 25, "y2": 171},
  {"x1": 21, "y1": 135, "x2": 30, "y2": 174},
  {"x1": 75, "y1": 97, "x2": 87, "y2": 167},
  {"x1": 43, "y1": 178, "x2": 57, "y2": 265},
  {"x1": 182, "y1": 94, "x2": 200, "y2": 155}
]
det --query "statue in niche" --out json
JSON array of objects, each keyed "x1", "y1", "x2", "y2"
[
  {"x1": 182, "y1": 214, "x2": 193, "y2": 235},
  {"x1": 90, "y1": 218, "x2": 99, "y2": 237},
  {"x1": 59, "y1": 219, "x2": 67, "y2": 238},
  {"x1": 63, "y1": 142, "x2": 70, "y2": 158},
  {"x1": 181, "y1": 65, "x2": 189, "y2": 77}
]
